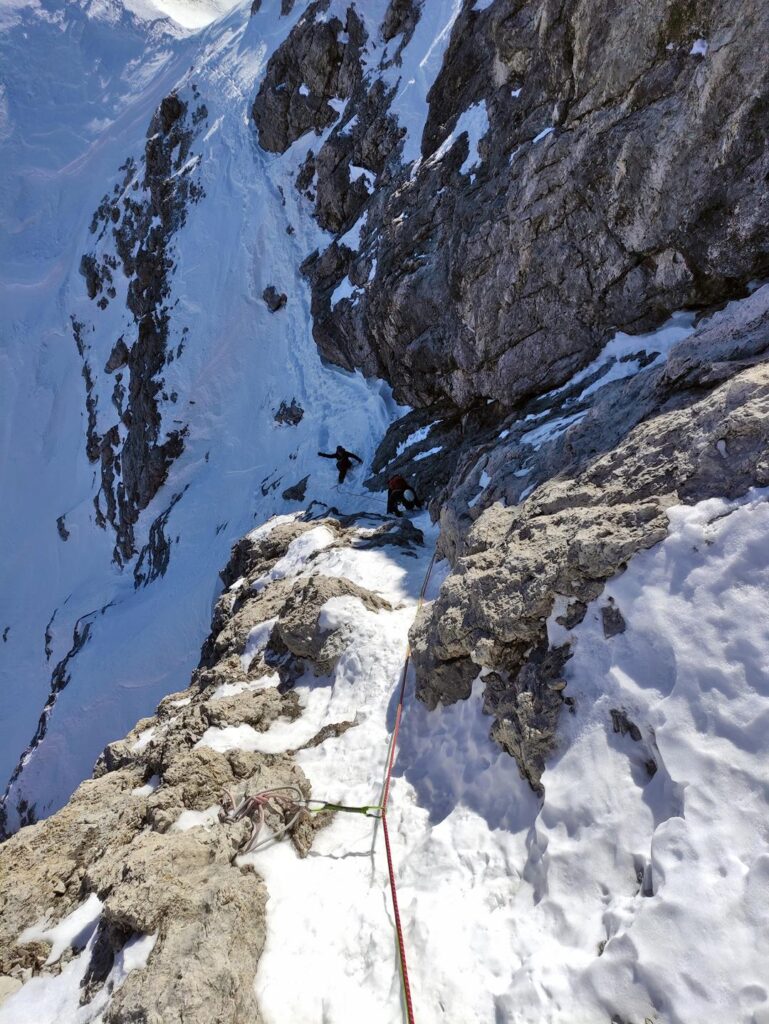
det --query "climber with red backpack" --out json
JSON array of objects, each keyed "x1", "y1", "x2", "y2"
[{"x1": 387, "y1": 474, "x2": 422, "y2": 516}]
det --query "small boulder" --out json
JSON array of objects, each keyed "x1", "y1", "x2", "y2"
[
  {"x1": 263, "y1": 286, "x2": 287, "y2": 312},
  {"x1": 282, "y1": 476, "x2": 309, "y2": 502},
  {"x1": 272, "y1": 574, "x2": 391, "y2": 675},
  {"x1": 274, "y1": 399, "x2": 304, "y2": 426},
  {"x1": 610, "y1": 708, "x2": 642, "y2": 741},
  {"x1": 601, "y1": 599, "x2": 627, "y2": 638},
  {"x1": 555, "y1": 599, "x2": 587, "y2": 630}
]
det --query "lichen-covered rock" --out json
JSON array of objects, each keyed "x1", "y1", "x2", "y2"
[{"x1": 217, "y1": 517, "x2": 319, "y2": 590}]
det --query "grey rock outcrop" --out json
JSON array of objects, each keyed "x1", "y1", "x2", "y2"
[
  {"x1": 252, "y1": 1, "x2": 366, "y2": 155},
  {"x1": 381, "y1": 0, "x2": 420, "y2": 50},
  {"x1": 104, "y1": 337, "x2": 129, "y2": 374},
  {"x1": 282, "y1": 475, "x2": 309, "y2": 501},
  {"x1": 274, "y1": 398, "x2": 305, "y2": 425},
  {"x1": 264, "y1": 0, "x2": 769, "y2": 412},
  {"x1": 410, "y1": 299, "x2": 769, "y2": 790}
]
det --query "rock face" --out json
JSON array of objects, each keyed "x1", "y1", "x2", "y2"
[
  {"x1": 252, "y1": 1, "x2": 367, "y2": 157},
  {"x1": 410, "y1": 288, "x2": 769, "y2": 790},
  {"x1": 76, "y1": 87, "x2": 208, "y2": 566},
  {"x1": 0, "y1": 513, "x2": 404, "y2": 1020},
  {"x1": 264, "y1": 0, "x2": 769, "y2": 411},
  {"x1": 245, "y1": 0, "x2": 769, "y2": 791}
]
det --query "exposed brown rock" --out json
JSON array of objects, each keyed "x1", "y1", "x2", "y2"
[{"x1": 0, "y1": 513, "x2": 399, "y2": 1021}]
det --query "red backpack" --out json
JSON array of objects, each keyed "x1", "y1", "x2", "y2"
[{"x1": 388, "y1": 475, "x2": 408, "y2": 492}]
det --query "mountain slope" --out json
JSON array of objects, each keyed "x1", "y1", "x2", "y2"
[
  {"x1": 0, "y1": 0, "x2": 399, "y2": 833},
  {"x1": 1, "y1": 0, "x2": 769, "y2": 1022}
]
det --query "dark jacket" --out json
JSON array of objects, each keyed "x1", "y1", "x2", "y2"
[{"x1": 319, "y1": 446, "x2": 362, "y2": 465}]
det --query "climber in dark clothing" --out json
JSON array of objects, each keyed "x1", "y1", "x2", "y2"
[
  {"x1": 387, "y1": 474, "x2": 422, "y2": 516},
  {"x1": 318, "y1": 445, "x2": 362, "y2": 484}
]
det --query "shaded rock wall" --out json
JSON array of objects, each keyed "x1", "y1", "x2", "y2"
[{"x1": 260, "y1": 0, "x2": 769, "y2": 411}]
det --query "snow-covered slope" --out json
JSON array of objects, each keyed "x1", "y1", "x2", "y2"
[
  {"x1": 0, "y1": 0, "x2": 402, "y2": 833},
  {"x1": 242, "y1": 494, "x2": 769, "y2": 1024}
]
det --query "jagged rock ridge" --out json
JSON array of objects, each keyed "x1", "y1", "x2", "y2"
[{"x1": 76, "y1": 88, "x2": 208, "y2": 566}]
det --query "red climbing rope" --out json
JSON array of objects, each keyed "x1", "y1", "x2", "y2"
[
  {"x1": 382, "y1": 808, "x2": 417, "y2": 1024},
  {"x1": 223, "y1": 546, "x2": 439, "y2": 1024},
  {"x1": 379, "y1": 548, "x2": 437, "y2": 1024}
]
